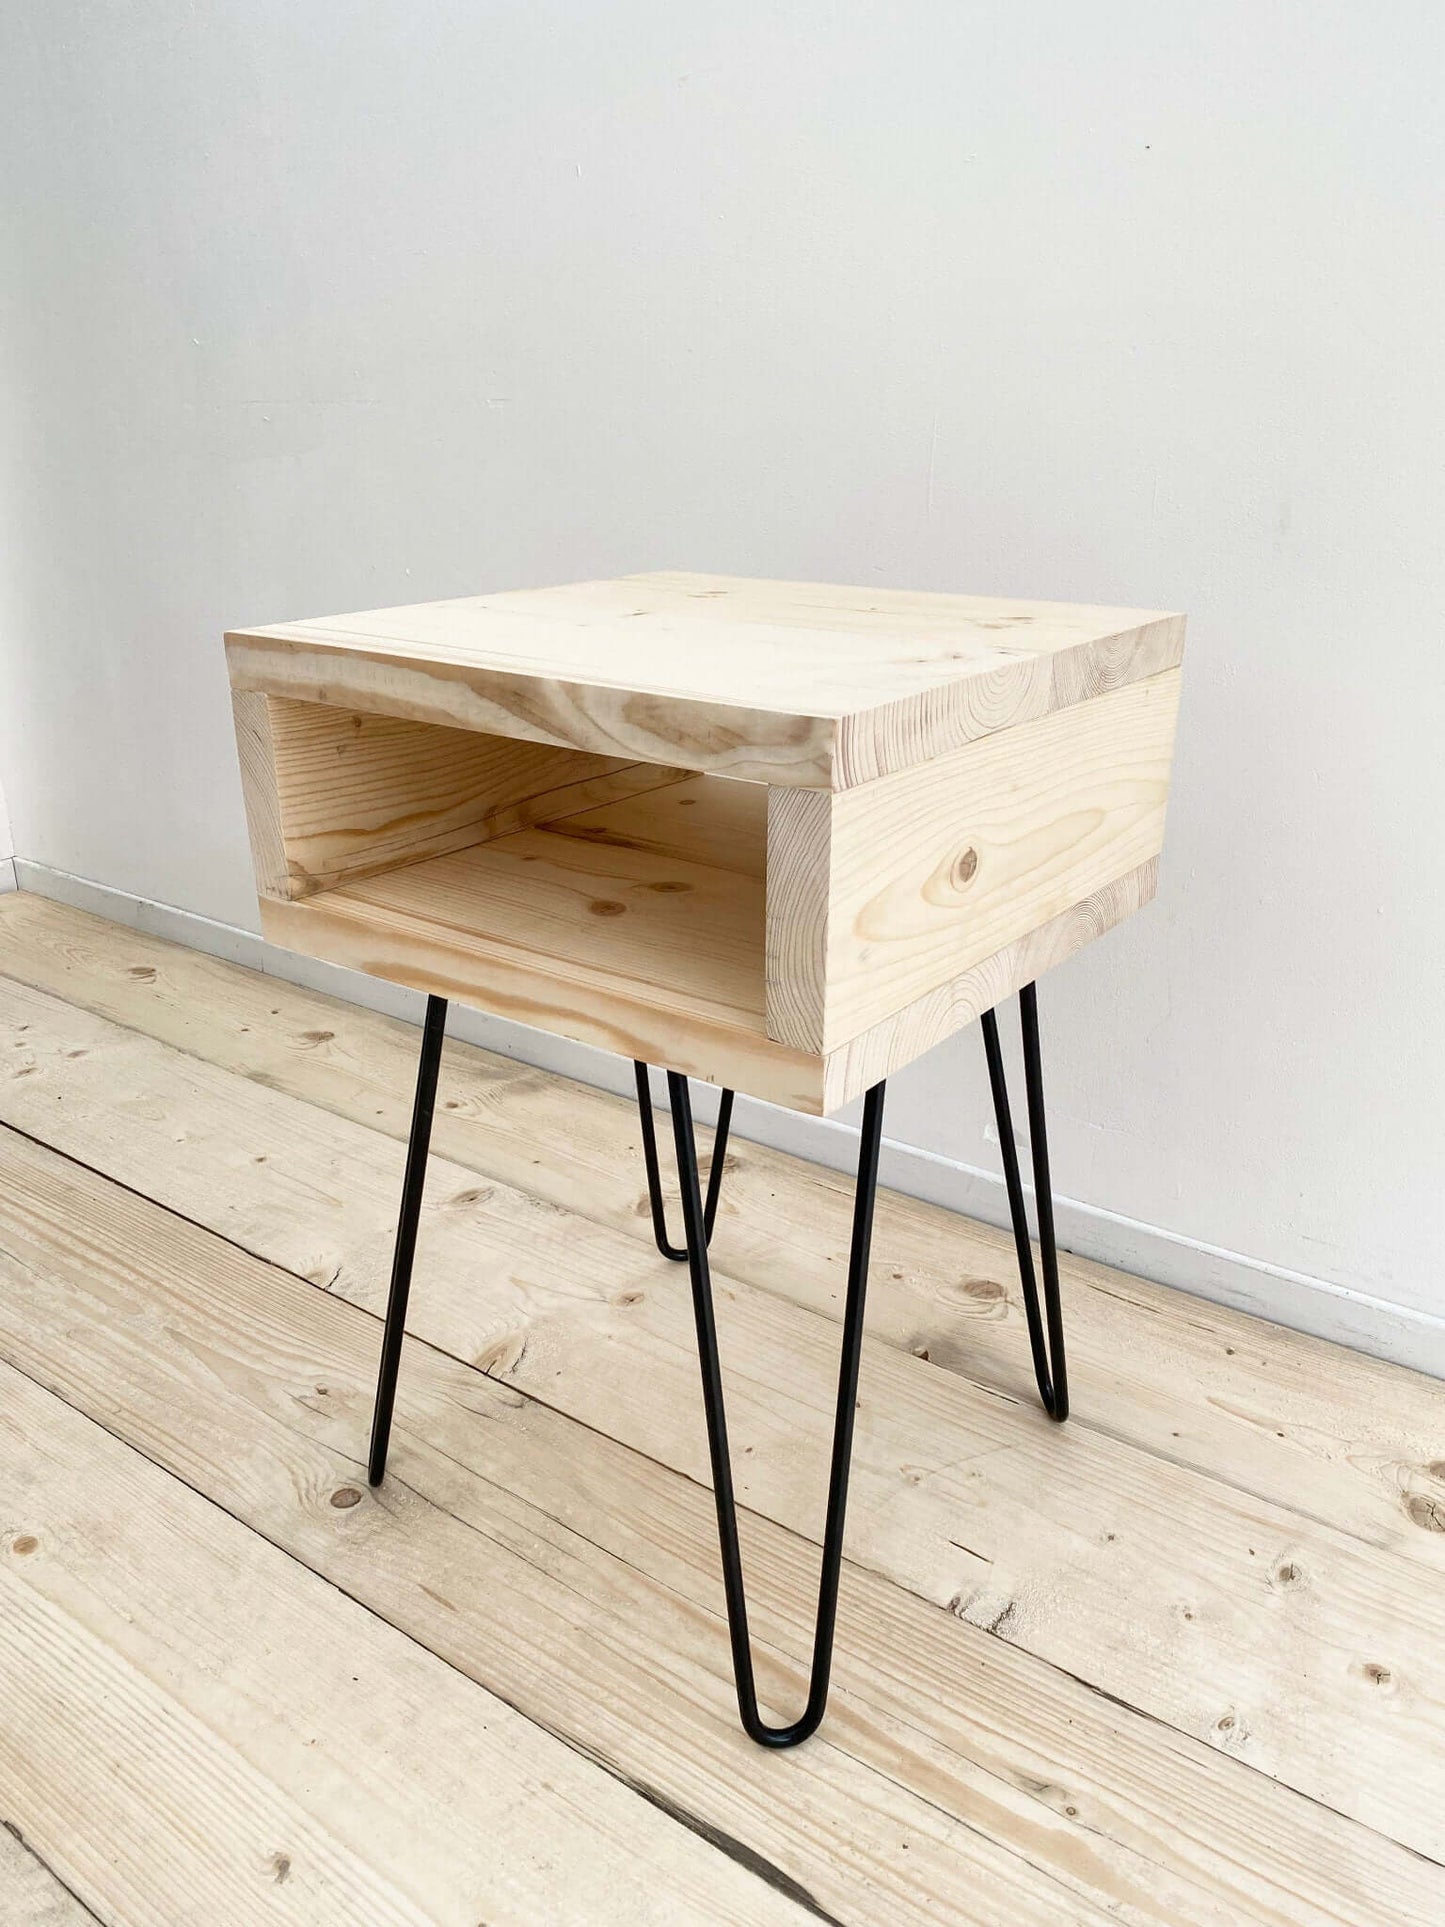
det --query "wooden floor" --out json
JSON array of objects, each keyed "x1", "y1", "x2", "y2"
[{"x1": 1, "y1": 894, "x2": 1442, "y2": 1925}]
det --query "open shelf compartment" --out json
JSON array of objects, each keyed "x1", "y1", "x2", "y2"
[
  {"x1": 232, "y1": 657, "x2": 1179, "y2": 1116},
  {"x1": 238, "y1": 695, "x2": 824, "y2": 1105}
]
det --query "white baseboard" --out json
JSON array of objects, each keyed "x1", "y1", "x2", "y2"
[
  {"x1": 13, "y1": 858, "x2": 1445, "y2": 1380},
  {"x1": 0, "y1": 857, "x2": 17, "y2": 895}
]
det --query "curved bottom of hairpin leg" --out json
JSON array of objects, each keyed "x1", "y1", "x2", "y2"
[
  {"x1": 634, "y1": 1061, "x2": 734, "y2": 1261},
  {"x1": 667, "y1": 1070, "x2": 887, "y2": 1746},
  {"x1": 980, "y1": 982, "x2": 1069, "y2": 1422}
]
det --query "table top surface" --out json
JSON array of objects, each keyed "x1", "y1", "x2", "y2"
[{"x1": 229, "y1": 572, "x2": 1181, "y2": 723}]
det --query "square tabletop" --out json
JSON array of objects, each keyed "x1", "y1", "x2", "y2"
[{"x1": 227, "y1": 572, "x2": 1184, "y2": 789}]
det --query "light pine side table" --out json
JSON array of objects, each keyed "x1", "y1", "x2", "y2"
[{"x1": 227, "y1": 571, "x2": 1184, "y2": 1747}]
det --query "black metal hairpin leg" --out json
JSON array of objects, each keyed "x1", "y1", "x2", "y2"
[
  {"x1": 980, "y1": 982, "x2": 1068, "y2": 1421},
  {"x1": 634, "y1": 1061, "x2": 734, "y2": 1261},
  {"x1": 668, "y1": 1069, "x2": 886, "y2": 1747},
  {"x1": 369, "y1": 994, "x2": 449, "y2": 1485}
]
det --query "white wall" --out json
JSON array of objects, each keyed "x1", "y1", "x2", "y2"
[
  {"x1": 2, "y1": 4, "x2": 1443, "y2": 1364},
  {"x1": 0, "y1": 776, "x2": 14, "y2": 893}
]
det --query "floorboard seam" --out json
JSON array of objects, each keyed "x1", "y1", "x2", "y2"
[
  {"x1": 0, "y1": 1344, "x2": 846, "y2": 1926},
  {"x1": 1040, "y1": 1651, "x2": 1445, "y2": 1875},
  {"x1": 0, "y1": 1087, "x2": 1434, "y2": 1590},
  {"x1": 5, "y1": 1117, "x2": 1441, "y2": 1896},
  {"x1": 0, "y1": 1254, "x2": 1196, "y2": 1927},
  {"x1": 1, "y1": 1817, "x2": 104, "y2": 1925},
  {"x1": 1, "y1": 1100, "x2": 1440, "y2": 1913},
  {"x1": 7, "y1": 1090, "x2": 1440, "y2": 1825}
]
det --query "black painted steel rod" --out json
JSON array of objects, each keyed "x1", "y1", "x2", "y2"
[
  {"x1": 368, "y1": 994, "x2": 449, "y2": 1484},
  {"x1": 634, "y1": 1060, "x2": 734, "y2": 1261},
  {"x1": 980, "y1": 982, "x2": 1068, "y2": 1421},
  {"x1": 367, "y1": 982, "x2": 1068, "y2": 1750},
  {"x1": 667, "y1": 1069, "x2": 886, "y2": 1746}
]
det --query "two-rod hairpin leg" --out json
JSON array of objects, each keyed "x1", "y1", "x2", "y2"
[
  {"x1": 980, "y1": 982, "x2": 1068, "y2": 1421},
  {"x1": 369, "y1": 994, "x2": 449, "y2": 1486},
  {"x1": 634, "y1": 1062, "x2": 734, "y2": 1261},
  {"x1": 370, "y1": 1031, "x2": 732, "y2": 1485},
  {"x1": 667, "y1": 1070, "x2": 886, "y2": 1747}
]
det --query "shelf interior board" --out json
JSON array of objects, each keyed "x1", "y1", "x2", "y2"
[
  {"x1": 315, "y1": 773, "x2": 768, "y2": 1030},
  {"x1": 542, "y1": 773, "x2": 768, "y2": 878}
]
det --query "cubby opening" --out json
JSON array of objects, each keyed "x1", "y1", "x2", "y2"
[{"x1": 263, "y1": 697, "x2": 772, "y2": 1039}]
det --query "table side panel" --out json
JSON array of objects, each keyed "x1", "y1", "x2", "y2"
[
  {"x1": 834, "y1": 612, "x2": 1184, "y2": 786},
  {"x1": 822, "y1": 669, "x2": 1182, "y2": 1053},
  {"x1": 764, "y1": 786, "x2": 833, "y2": 1053},
  {"x1": 819, "y1": 859, "x2": 1159, "y2": 1110},
  {"x1": 230, "y1": 690, "x2": 291, "y2": 903}
]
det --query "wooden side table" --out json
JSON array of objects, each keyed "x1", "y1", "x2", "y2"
[{"x1": 227, "y1": 571, "x2": 1184, "y2": 1746}]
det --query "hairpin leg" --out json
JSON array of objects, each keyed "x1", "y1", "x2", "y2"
[
  {"x1": 369, "y1": 994, "x2": 449, "y2": 1485},
  {"x1": 634, "y1": 1061, "x2": 734, "y2": 1261},
  {"x1": 980, "y1": 982, "x2": 1068, "y2": 1421},
  {"x1": 668, "y1": 1069, "x2": 886, "y2": 1747}
]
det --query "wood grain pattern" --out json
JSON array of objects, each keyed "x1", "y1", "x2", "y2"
[
  {"x1": 4, "y1": 964, "x2": 1443, "y2": 1867},
  {"x1": 765, "y1": 785, "x2": 832, "y2": 1053},
  {"x1": 553, "y1": 771, "x2": 768, "y2": 876},
  {"x1": 230, "y1": 689, "x2": 290, "y2": 903},
  {"x1": 3, "y1": 906, "x2": 1445, "y2": 1924},
  {"x1": 260, "y1": 883, "x2": 821, "y2": 1108},
  {"x1": 245, "y1": 763, "x2": 1158, "y2": 1109},
  {"x1": 5, "y1": 1119, "x2": 1432, "y2": 1926},
  {"x1": 226, "y1": 572, "x2": 1185, "y2": 791},
  {"x1": 8, "y1": 890, "x2": 1441, "y2": 1588},
  {"x1": 0, "y1": 1359, "x2": 798, "y2": 1927},
  {"x1": 226, "y1": 632, "x2": 839, "y2": 789},
  {"x1": 228, "y1": 576, "x2": 1183, "y2": 1103},
  {"x1": 821, "y1": 670, "x2": 1180, "y2": 1051},
  {"x1": 263, "y1": 694, "x2": 686, "y2": 896},
  {"x1": 0, "y1": 1129, "x2": 1140, "y2": 1927},
  {"x1": 325, "y1": 827, "x2": 764, "y2": 1027},
  {"x1": 0, "y1": 1827, "x2": 98, "y2": 1927},
  {"x1": 820, "y1": 859, "x2": 1156, "y2": 1108},
  {"x1": 257, "y1": 798, "x2": 825, "y2": 1105}
]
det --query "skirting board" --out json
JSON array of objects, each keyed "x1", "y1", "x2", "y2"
[
  {"x1": 13, "y1": 856, "x2": 1445, "y2": 1382},
  {"x1": 0, "y1": 857, "x2": 17, "y2": 895}
]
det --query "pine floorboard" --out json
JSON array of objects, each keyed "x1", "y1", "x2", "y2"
[{"x1": 1, "y1": 892, "x2": 1442, "y2": 1924}]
